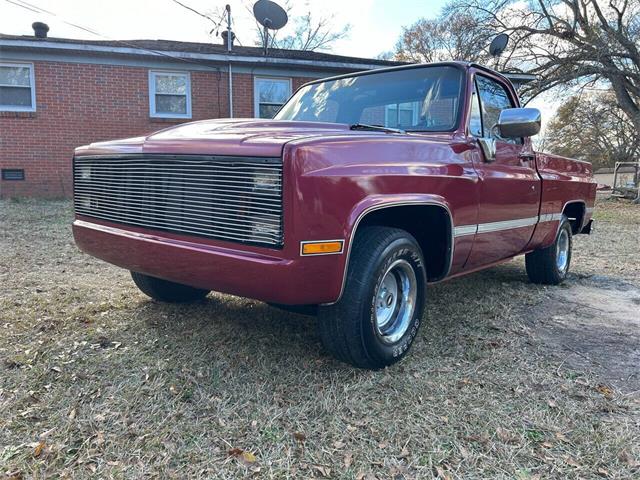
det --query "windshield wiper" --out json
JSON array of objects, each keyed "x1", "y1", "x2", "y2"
[{"x1": 349, "y1": 123, "x2": 405, "y2": 134}]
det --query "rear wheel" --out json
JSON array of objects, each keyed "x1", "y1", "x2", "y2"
[
  {"x1": 130, "y1": 271, "x2": 210, "y2": 303},
  {"x1": 317, "y1": 227, "x2": 427, "y2": 369},
  {"x1": 525, "y1": 215, "x2": 572, "y2": 285}
]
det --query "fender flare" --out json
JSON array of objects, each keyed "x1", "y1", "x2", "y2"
[{"x1": 328, "y1": 194, "x2": 454, "y2": 304}]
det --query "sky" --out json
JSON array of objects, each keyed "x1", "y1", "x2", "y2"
[
  {"x1": 0, "y1": 0, "x2": 554, "y2": 127},
  {"x1": 0, "y1": 0, "x2": 449, "y2": 58}
]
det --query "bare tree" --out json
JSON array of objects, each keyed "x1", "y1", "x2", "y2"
[
  {"x1": 250, "y1": 1, "x2": 350, "y2": 52},
  {"x1": 452, "y1": 0, "x2": 640, "y2": 136},
  {"x1": 394, "y1": 12, "x2": 496, "y2": 64},
  {"x1": 544, "y1": 91, "x2": 640, "y2": 168}
]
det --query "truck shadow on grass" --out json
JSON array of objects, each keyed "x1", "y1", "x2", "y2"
[
  {"x1": 136, "y1": 261, "x2": 639, "y2": 394},
  {"x1": 135, "y1": 262, "x2": 537, "y2": 372}
]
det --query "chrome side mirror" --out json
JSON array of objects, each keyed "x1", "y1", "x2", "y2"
[{"x1": 498, "y1": 108, "x2": 541, "y2": 138}]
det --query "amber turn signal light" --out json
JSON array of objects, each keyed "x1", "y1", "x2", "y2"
[{"x1": 300, "y1": 240, "x2": 344, "y2": 256}]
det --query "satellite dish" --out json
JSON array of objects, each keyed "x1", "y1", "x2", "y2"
[
  {"x1": 253, "y1": 0, "x2": 288, "y2": 54},
  {"x1": 253, "y1": 0, "x2": 288, "y2": 30},
  {"x1": 489, "y1": 33, "x2": 509, "y2": 57}
]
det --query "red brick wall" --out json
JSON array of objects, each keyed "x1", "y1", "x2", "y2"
[{"x1": 0, "y1": 60, "x2": 320, "y2": 198}]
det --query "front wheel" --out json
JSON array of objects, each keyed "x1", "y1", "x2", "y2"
[
  {"x1": 131, "y1": 271, "x2": 210, "y2": 303},
  {"x1": 525, "y1": 215, "x2": 573, "y2": 285},
  {"x1": 317, "y1": 227, "x2": 427, "y2": 370}
]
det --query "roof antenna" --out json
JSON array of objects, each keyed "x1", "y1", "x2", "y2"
[
  {"x1": 220, "y1": 4, "x2": 234, "y2": 51},
  {"x1": 253, "y1": 0, "x2": 288, "y2": 55}
]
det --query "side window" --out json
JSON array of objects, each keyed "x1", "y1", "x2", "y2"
[
  {"x1": 475, "y1": 75, "x2": 520, "y2": 143},
  {"x1": 469, "y1": 84, "x2": 482, "y2": 137}
]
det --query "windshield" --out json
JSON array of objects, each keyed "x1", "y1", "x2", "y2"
[{"x1": 275, "y1": 66, "x2": 464, "y2": 132}]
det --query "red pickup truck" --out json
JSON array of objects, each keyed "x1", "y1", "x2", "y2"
[{"x1": 73, "y1": 62, "x2": 596, "y2": 369}]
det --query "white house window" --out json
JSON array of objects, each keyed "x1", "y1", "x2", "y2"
[
  {"x1": 385, "y1": 102, "x2": 420, "y2": 128},
  {"x1": 0, "y1": 63, "x2": 36, "y2": 112},
  {"x1": 149, "y1": 71, "x2": 191, "y2": 118},
  {"x1": 254, "y1": 77, "x2": 291, "y2": 118}
]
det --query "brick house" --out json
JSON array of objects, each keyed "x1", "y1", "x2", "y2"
[{"x1": 0, "y1": 29, "x2": 398, "y2": 198}]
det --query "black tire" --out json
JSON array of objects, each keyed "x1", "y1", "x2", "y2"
[
  {"x1": 317, "y1": 227, "x2": 427, "y2": 370},
  {"x1": 525, "y1": 215, "x2": 573, "y2": 285},
  {"x1": 130, "y1": 271, "x2": 210, "y2": 303}
]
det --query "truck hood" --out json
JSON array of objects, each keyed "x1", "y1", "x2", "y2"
[{"x1": 76, "y1": 119, "x2": 364, "y2": 157}]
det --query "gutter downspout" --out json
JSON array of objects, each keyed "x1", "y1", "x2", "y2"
[
  {"x1": 226, "y1": 4, "x2": 233, "y2": 118},
  {"x1": 228, "y1": 63, "x2": 233, "y2": 118}
]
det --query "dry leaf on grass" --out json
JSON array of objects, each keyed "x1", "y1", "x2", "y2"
[
  {"x1": 313, "y1": 465, "x2": 331, "y2": 477},
  {"x1": 496, "y1": 427, "x2": 519, "y2": 444},
  {"x1": 228, "y1": 448, "x2": 257, "y2": 465},
  {"x1": 434, "y1": 465, "x2": 453, "y2": 479},
  {"x1": 618, "y1": 449, "x2": 638, "y2": 467},
  {"x1": 595, "y1": 384, "x2": 614, "y2": 399},
  {"x1": 32, "y1": 441, "x2": 45, "y2": 458},
  {"x1": 293, "y1": 432, "x2": 306, "y2": 442},
  {"x1": 564, "y1": 456, "x2": 581, "y2": 468},
  {"x1": 343, "y1": 452, "x2": 353, "y2": 468},
  {"x1": 333, "y1": 440, "x2": 345, "y2": 449}
]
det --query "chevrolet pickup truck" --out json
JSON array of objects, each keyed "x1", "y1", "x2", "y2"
[{"x1": 73, "y1": 62, "x2": 596, "y2": 369}]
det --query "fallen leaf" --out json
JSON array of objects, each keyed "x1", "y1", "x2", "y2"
[
  {"x1": 378, "y1": 441, "x2": 388, "y2": 449},
  {"x1": 496, "y1": 427, "x2": 518, "y2": 444},
  {"x1": 459, "y1": 445, "x2": 470, "y2": 459},
  {"x1": 333, "y1": 440, "x2": 345, "y2": 449},
  {"x1": 293, "y1": 432, "x2": 306, "y2": 442},
  {"x1": 398, "y1": 446, "x2": 410, "y2": 458},
  {"x1": 228, "y1": 448, "x2": 243, "y2": 457},
  {"x1": 618, "y1": 449, "x2": 638, "y2": 467},
  {"x1": 241, "y1": 451, "x2": 257, "y2": 464},
  {"x1": 313, "y1": 465, "x2": 331, "y2": 477},
  {"x1": 344, "y1": 452, "x2": 353, "y2": 468},
  {"x1": 68, "y1": 408, "x2": 76, "y2": 421},
  {"x1": 597, "y1": 467, "x2": 610, "y2": 477},
  {"x1": 434, "y1": 465, "x2": 452, "y2": 480},
  {"x1": 51, "y1": 366, "x2": 62, "y2": 373},
  {"x1": 554, "y1": 432, "x2": 569, "y2": 443},
  {"x1": 596, "y1": 384, "x2": 614, "y2": 399},
  {"x1": 565, "y1": 456, "x2": 581, "y2": 468},
  {"x1": 228, "y1": 448, "x2": 257, "y2": 466},
  {"x1": 33, "y1": 441, "x2": 45, "y2": 458}
]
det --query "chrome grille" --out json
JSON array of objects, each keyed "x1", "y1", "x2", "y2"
[{"x1": 73, "y1": 155, "x2": 283, "y2": 247}]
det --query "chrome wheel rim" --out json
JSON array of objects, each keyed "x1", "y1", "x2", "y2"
[
  {"x1": 374, "y1": 259, "x2": 417, "y2": 345},
  {"x1": 556, "y1": 228, "x2": 570, "y2": 274}
]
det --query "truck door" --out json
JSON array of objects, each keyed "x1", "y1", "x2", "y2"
[{"x1": 466, "y1": 72, "x2": 540, "y2": 268}]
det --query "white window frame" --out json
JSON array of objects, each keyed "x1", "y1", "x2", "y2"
[
  {"x1": 149, "y1": 70, "x2": 192, "y2": 119},
  {"x1": 384, "y1": 102, "x2": 420, "y2": 128},
  {"x1": 0, "y1": 62, "x2": 36, "y2": 112},
  {"x1": 253, "y1": 76, "x2": 292, "y2": 119}
]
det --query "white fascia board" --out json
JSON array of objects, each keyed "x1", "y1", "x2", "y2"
[{"x1": 0, "y1": 39, "x2": 388, "y2": 71}]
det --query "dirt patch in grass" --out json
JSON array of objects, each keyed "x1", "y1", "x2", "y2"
[
  {"x1": 1, "y1": 197, "x2": 639, "y2": 479},
  {"x1": 526, "y1": 275, "x2": 640, "y2": 394}
]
